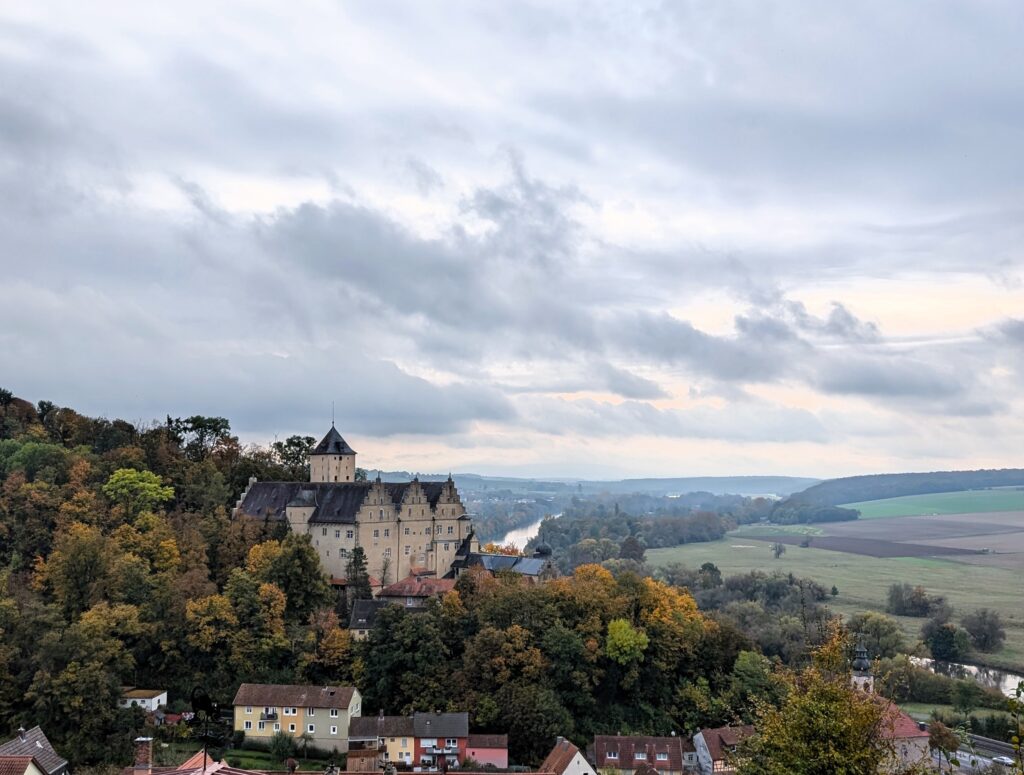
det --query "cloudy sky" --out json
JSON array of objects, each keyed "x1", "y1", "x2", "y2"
[{"x1": 2, "y1": 2, "x2": 1023, "y2": 479}]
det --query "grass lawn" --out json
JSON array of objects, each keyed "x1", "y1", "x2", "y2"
[
  {"x1": 732, "y1": 524, "x2": 824, "y2": 537},
  {"x1": 647, "y1": 538, "x2": 1024, "y2": 673},
  {"x1": 840, "y1": 489, "x2": 1024, "y2": 519},
  {"x1": 226, "y1": 750, "x2": 332, "y2": 771}
]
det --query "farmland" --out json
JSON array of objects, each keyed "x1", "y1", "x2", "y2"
[
  {"x1": 647, "y1": 536, "x2": 1024, "y2": 673},
  {"x1": 841, "y1": 488, "x2": 1024, "y2": 519}
]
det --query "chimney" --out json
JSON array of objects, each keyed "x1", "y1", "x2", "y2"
[
  {"x1": 134, "y1": 737, "x2": 154, "y2": 775},
  {"x1": 17, "y1": 727, "x2": 26, "y2": 742}
]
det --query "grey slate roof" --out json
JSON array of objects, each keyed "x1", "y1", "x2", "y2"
[
  {"x1": 237, "y1": 481, "x2": 450, "y2": 524},
  {"x1": 0, "y1": 727, "x2": 68, "y2": 775},
  {"x1": 349, "y1": 599, "x2": 393, "y2": 631},
  {"x1": 464, "y1": 553, "x2": 548, "y2": 576},
  {"x1": 313, "y1": 426, "x2": 356, "y2": 455},
  {"x1": 413, "y1": 712, "x2": 468, "y2": 739}
]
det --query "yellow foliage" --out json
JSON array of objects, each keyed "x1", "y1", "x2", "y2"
[
  {"x1": 258, "y1": 583, "x2": 287, "y2": 637},
  {"x1": 246, "y1": 540, "x2": 282, "y2": 577},
  {"x1": 185, "y1": 594, "x2": 238, "y2": 651}
]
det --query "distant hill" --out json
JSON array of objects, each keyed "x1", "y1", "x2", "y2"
[
  {"x1": 374, "y1": 471, "x2": 819, "y2": 497},
  {"x1": 785, "y1": 468, "x2": 1024, "y2": 507}
]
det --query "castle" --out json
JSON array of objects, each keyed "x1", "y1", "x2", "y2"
[{"x1": 234, "y1": 426, "x2": 477, "y2": 582}]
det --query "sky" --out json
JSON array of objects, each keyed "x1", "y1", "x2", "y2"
[{"x1": 2, "y1": 2, "x2": 1023, "y2": 479}]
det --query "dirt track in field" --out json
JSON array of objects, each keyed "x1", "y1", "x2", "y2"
[{"x1": 767, "y1": 534, "x2": 982, "y2": 558}]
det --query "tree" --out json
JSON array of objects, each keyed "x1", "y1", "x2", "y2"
[
  {"x1": 254, "y1": 534, "x2": 332, "y2": 622},
  {"x1": 345, "y1": 547, "x2": 373, "y2": 603},
  {"x1": 961, "y1": 608, "x2": 1006, "y2": 653},
  {"x1": 700, "y1": 562, "x2": 723, "y2": 588},
  {"x1": 735, "y1": 630, "x2": 896, "y2": 775},
  {"x1": 830, "y1": 585, "x2": 839, "y2": 597},
  {"x1": 730, "y1": 651, "x2": 785, "y2": 719},
  {"x1": 605, "y1": 618, "x2": 649, "y2": 666},
  {"x1": 928, "y1": 721, "x2": 961, "y2": 773},
  {"x1": 102, "y1": 468, "x2": 173, "y2": 516},
  {"x1": 770, "y1": 542, "x2": 786, "y2": 559},
  {"x1": 619, "y1": 536, "x2": 646, "y2": 562},
  {"x1": 847, "y1": 612, "x2": 905, "y2": 659},
  {"x1": 269, "y1": 730, "x2": 297, "y2": 760},
  {"x1": 922, "y1": 618, "x2": 971, "y2": 662}
]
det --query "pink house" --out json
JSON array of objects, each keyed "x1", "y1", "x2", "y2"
[{"x1": 466, "y1": 734, "x2": 508, "y2": 768}]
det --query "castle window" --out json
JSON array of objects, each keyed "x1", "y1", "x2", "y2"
[
  {"x1": 384, "y1": 548, "x2": 392, "y2": 558},
  {"x1": 335, "y1": 530, "x2": 340, "y2": 538},
  {"x1": 404, "y1": 546, "x2": 410, "y2": 555},
  {"x1": 404, "y1": 527, "x2": 410, "y2": 535},
  {"x1": 347, "y1": 530, "x2": 354, "y2": 539},
  {"x1": 444, "y1": 543, "x2": 449, "y2": 551},
  {"x1": 384, "y1": 529, "x2": 390, "y2": 537},
  {"x1": 373, "y1": 529, "x2": 379, "y2": 538},
  {"x1": 436, "y1": 526, "x2": 442, "y2": 534},
  {"x1": 326, "y1": 549, "x2": 330, "y2": 556},
  {"x1": 380, "y1": 509, "x2": 383, "y2": 519},
  {"x1": 447, "y1": 526, "x2": 454, "y2": 534},
  {"x1": 322, "y1": 528, "x2": 327, "y2": 536}
]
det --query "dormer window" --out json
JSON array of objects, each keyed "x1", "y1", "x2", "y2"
[
  {"x1": 634, "y1": 753, "x2": 646, "y2": 761},
  {"x1": 657, "y1": 753, "x2": 668, "y2": 761}
]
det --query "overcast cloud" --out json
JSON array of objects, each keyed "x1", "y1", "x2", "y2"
[{"x1": 1, "y1": 1, "x2": 1023, "y2": 478}]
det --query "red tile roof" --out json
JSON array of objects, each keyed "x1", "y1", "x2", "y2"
[
  {"x1": 540, "y1": 738, "x2": 581, "y2": 775},
  {"x1": 593, "y1": 735, "x2": 691, "y2": 772},
  {"x1": 696, "y1": 725, "x2": 755, "y2": 762},
  {"x1": 882, "y1": 703, "x2": 929, "y2": 740},
  {"x1": 378, "y1": 576, "x2": 455, "y2": 599},
  {"x1": 0, "y1": 757, "x2": 39, "y2": 775}
]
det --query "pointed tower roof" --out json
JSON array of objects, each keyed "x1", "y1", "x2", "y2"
[{"x1": 312, "y1": 426, "x2": 357, "y2": 455}]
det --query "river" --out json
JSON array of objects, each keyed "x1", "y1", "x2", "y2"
[
  {"x1": 911, "y1": 656, "x2": 1023, "y2": 698},
  {"x1": 498, "y1": 513, "x2": 561, "y2": 551}
]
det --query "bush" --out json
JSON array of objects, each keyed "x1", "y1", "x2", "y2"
[
  {"x1": 269, "y1": 731, "x2": 296, "y2": 760},
  {"x1": 961, "y1": 608, "x2": 1006, "y2": 653}
]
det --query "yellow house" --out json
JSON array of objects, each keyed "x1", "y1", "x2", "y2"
[
  {"x1": 232, "y1": 684, "x2": 361, "y2": 754},
  {"x1": 348, "y1": 715, "x2": 415, "y2": 766}
]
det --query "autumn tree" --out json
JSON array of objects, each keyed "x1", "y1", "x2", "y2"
[{"x1": 102, "y1": 468, "x2": 174, "y2": 517}]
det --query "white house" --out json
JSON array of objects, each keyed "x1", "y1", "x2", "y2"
[{"x1": 119, "y1": 688, "x2": 168, "y2": 712}]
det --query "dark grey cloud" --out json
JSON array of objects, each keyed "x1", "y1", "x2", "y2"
[{"x1": 0, "y1": 2, "x2": 1022, "y2": 472}]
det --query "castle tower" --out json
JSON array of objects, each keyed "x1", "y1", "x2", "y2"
[
  {"x1": 309, "y1": 425, "x2": 357, "y2": 483},
  {"x1": 851, "y1": 640, "x2": 874, "y2": 694}
]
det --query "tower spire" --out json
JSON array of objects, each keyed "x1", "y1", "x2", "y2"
[{"x1": 331, "y1": 401, "x2": 335, "y2": 427}]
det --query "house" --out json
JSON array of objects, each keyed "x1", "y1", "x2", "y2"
[
  {"x1": 377, "y1": 575, "x2": 455, "y2": 609},
  {"x1": 119, "y1": 688, "x2": 168, "y2": 712},
  {"x1": 880, "y1": 705, "x2": 930, "y2": 771},
  {"x1": 592, "y1": 735, "x2": 695, "y2": 775},
  {"x1": 540, "y1": 737, "x2": 596, "y2": 775},
  {"x1": 414, "y1": 712, "x2": 469, "y2": 770},
  {"x1": 234, "y1": 426, "x2": 475, "y2": 581},
  {"x1": 232, "y1": 683, "x2": 361, "y2": 753},
  {"x1": 692, "y1": 726, "x2": 754, "y2": 775},
  {"x1": 348, "y1": 714, "x2": 416, "y2": 766},
  {"x1": 0, "y1": 757, "x2": 47, "y2": 775},
  {"x1": 348, "y1": 599, "x2": 395, "y2": 640},
  {"x1": 466, "y1": 734, "x2": 508, "y2": 768},
  {"x1": 447, "y1": 541, "x2": 558, "y2": 582},
  {"x1": 0, "y1": 728, "x2": 69, "y2": 775}
]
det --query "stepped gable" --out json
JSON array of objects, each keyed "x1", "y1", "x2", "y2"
[{"x1": 313, "y1": 426, "x2": 356, "y2": 455}]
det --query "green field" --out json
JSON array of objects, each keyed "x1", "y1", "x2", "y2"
[
  {"x1": 647, "y1": 538, "x2": 1024, "y2": 672},
  {"x1": 841, "y1": 489, "x2": 1024, "y2": 519}
]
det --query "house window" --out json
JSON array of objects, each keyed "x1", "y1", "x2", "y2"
[
  {"x1": 307, "y1": 708, "x2": 315, "y2": 716},
  {"x1": 335, "y1": 530, "x2": 341, "y2": 538},
  {"x1": 446, "y1": 738, "x2": 457, "y2": 747},
  {"x1": 401, "y1": 738, "x2": 408, "y2": 748},
  {"x1": 347, "y1": 530, "x2": 354, "y2": 539},
  {"x1": 657, "y1": 753, "x2": 668, "y2": 761},
  {"x1": 384, "y1": 528, "x2": 390, "y2": 537},
  {"x1": 331, "y1": 725, "x2": 338, "y2": 735},
  {"x1": 244, "y1": 721, "x2": 252, "y2": 730},
  {"x1": 274, "y1": 723, "x2": 280, "y2": 732},
  {"x1": 289, "y1": 723, "x2": 296, "y2": 733},
  {"x1": 258, "y1": 721, "x2": 265, "y2": 731},
  {"x1": 634, "y1": 753, "x2": 647, "y2": 760},
  {"x1": 330, "y1": 708, "x2": 338, "y2": 718},
  {"x1": 307, "y1": 724, "x2": 315, "y2": 734},
  {"x1": 606, "y1": 752, "x2": 618, "y2": 760},
  {"x1": 245, "y1": 706, "x2": 252, "y2": 714}
]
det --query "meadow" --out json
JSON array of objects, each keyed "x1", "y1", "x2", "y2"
[
  {"x1": 647, "y1": 538, "x2": 1024, "y2": 673},
  {"x1": 841, "y1": 488, "x2": 1024, "y2": 519}
]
